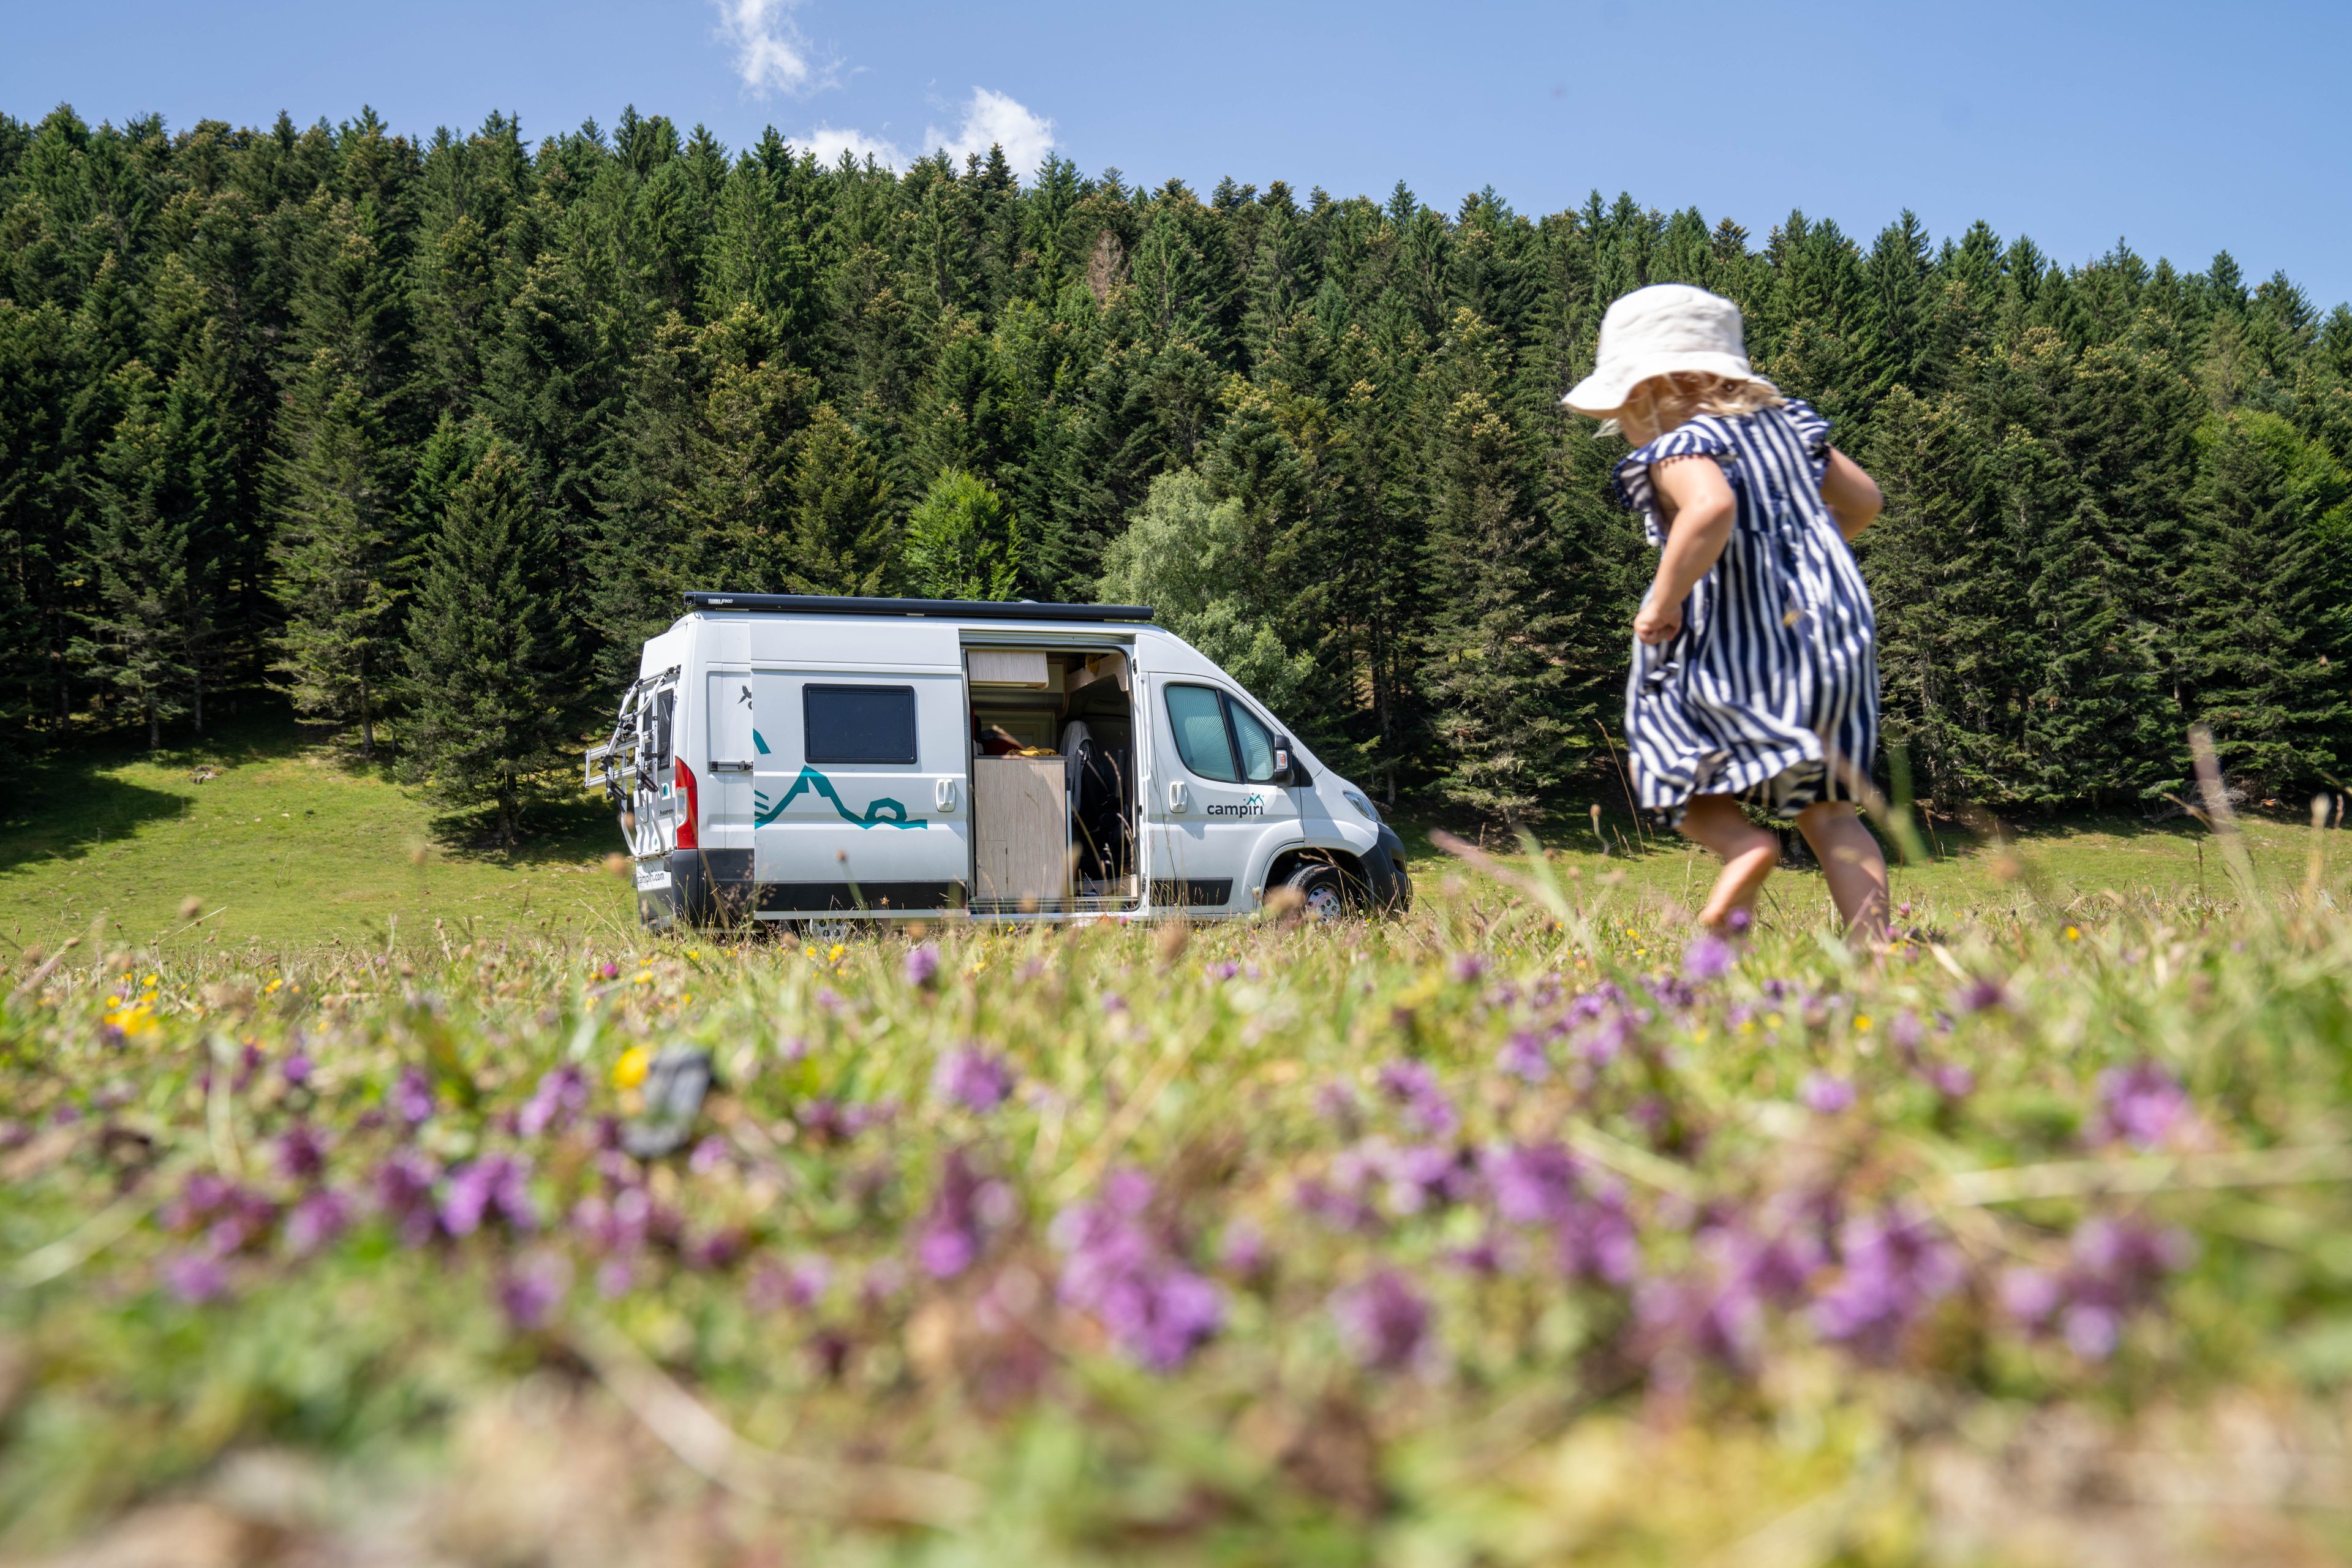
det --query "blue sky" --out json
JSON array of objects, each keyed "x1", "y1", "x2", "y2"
[{"x1": 12, "y1": 0, "x2": 2352, "y2": 307}]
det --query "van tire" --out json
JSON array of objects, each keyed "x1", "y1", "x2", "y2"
[
  {"x1": 1283, "y1": 863, "x2": 1349, "y2": 922},
  {"x1": 796, "y1": 916, "x2": 863, "y2": 946}
]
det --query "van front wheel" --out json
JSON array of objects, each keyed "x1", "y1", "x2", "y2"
[{"x1": 1284, "y1": 863, "x2": 1349, "y2": 922}]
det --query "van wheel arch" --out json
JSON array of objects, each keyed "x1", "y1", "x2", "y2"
[{"x1": 1263, "y1": 847, "x2": 1372, "y2": 914}]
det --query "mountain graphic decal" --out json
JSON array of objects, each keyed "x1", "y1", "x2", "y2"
[{"x1": 753, "y1": 766, "x2": 929, "y2": 830}]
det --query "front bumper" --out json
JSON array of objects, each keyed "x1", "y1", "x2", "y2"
[{"x1": 1361, "y1": 824, "x2": 1414, "y2": 912}]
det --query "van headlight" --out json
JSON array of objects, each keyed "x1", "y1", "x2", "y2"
[{"x1": 1341, "y1": 788, "x2": 1380, "y2": 823}]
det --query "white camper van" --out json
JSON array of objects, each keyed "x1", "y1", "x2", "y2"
[{"x1": 586, "y1": 593, "x2": 1411, "y2": 933}]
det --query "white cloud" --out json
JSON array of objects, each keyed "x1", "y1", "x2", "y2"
[
  {"x1": 797, "y1": 124, "x2": 906, "y2": 168},
  {"x1": 924, "y1": 88, "x2": 1055, "y2": 178},
  {"x1": 713, "y1": 0, "x2": 821, "y2": 96}
]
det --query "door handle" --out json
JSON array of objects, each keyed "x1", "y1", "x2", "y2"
[
  {"x1": 935, "y1": 777, "x2": 959, "y2": 812},
  {"x1": 1167, "y1": 780, "x2": 1189, "y2": 813},
  {"x1": 707, "y1": 760, "x2": 752, "y2": 773}
]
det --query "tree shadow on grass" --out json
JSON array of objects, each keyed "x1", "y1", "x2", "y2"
[
  {"x1": 0, "y1": 755, "x2": 191, "y2": 878},
  {"x1": 423, "y1": 792, "x2": 620, "y2": 867},
  {"x1": 0, "y1": 698, "x2": 386, "y2": 878}
]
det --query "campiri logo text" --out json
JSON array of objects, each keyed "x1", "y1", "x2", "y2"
[{"x1": 1206, "y1": 794, "x2": 1265, "y2": 819}]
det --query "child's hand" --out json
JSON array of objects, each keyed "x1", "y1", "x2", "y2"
[{"x1": 1635, "y1": 592, "x2": 1683, "y2": 645}]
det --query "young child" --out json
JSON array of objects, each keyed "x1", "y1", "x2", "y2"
[{"x1": 1562, "y1": 284, "x2": 1891, "y2": 940}]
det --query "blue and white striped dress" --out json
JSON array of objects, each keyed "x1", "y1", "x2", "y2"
[{"x1": 1613, "y1": 399, "x2": 1878, "y2": 826}]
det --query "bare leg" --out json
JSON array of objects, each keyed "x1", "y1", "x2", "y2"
[
  {"x1": 1796, "y1": 800, "x2": 1890, "y2": 942},
  {"x1": 1678, "y1": 794, "x2": 1781, "y2": 930}
]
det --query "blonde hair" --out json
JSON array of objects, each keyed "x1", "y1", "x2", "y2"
[{"x1": 1598, "y1": 371, "x2": 1784, "y2": 442}]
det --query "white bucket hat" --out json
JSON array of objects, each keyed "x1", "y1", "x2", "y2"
[{"x1": 1561, "y1": 283, "x2": 1776, "y2": 415}]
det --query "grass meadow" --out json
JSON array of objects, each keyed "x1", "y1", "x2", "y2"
[{"x1": 5, "y1": 724, "x2": 2352, "y2": 1564}]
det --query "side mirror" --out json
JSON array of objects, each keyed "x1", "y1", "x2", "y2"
[{"x1": 1273, "y1": 737, "x2": 1311, "y2": 787}]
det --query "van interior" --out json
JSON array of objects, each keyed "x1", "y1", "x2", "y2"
[{"x1": 965, "y1": 647, "x2": 1138, "y2": 913}]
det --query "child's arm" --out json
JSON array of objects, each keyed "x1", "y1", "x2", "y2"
[
  {"x1": 1634, "y1": 457, "x2": 1736, "y2": 645},
  {"x1": 1820, "y1": 448, "x2": 1882, "y2": 541}
]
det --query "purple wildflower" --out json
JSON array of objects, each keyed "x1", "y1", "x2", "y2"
[
  {"x1": 1296, "y1": 1174, "x2": 1382, "y2": 1234},
  {"x1": 390, "y1": 1066, "x2": 435, "y2": 1125},
  {"x1": 1889, "y1": 1011, "x2": 1926, "y2": 1052},
  {"x1": 1482, "y1": 1142, "x2": 1582, "y2": 1226},
  {"x1": 1218, "y1": 1219, "x2": 1268, "y2": 1280},
  {"x1": 1558, "y1": 1190, "x2": 1642, "y2": 1285},
  {"x1": 1376, "y1": 1142, "x2": 1479, "y2": 1216},
  {"x1": 1811, "y1": 1205, "x2": 1964, "y2": 1357},
  {"x1": 1682, "y1": 933, "x2": 1735, "y2": 984},
  {"x1": 1956, "y1": 978, "x2": 2008, "y2": 1014},
  {"x1": 2015, "y1": 1217, "x2": 2196, "y2": 1360},
  {"x1": 284, "y1": 1189, "x2": 353, "y2": 1256},
  {"x1": 1376, "y1": 1060, "x2": 1458, "y2": 1136},
  {"x1": 281, "y1": 1049, "x2": 314, "y2": 1088},
  {"x1": 1448, "y1": 952, "x2": 1490, "y2": 986},
  {"x1": 685, "y1": 1226, "x2": 749, "y2": 1270},
  {"x1": 1997, "y1": 1266, "x2": 2064, "y2": 1327},
  {"x1": 1312, "y1": 1079, "x2": 1362, "y2": 1134},
  {"x1": 915, "y1": 1149, "x2": 1014, "y2": 1279},
  {"x1": 518, "y1": 1065, "x2": 589, "y2": 1139},
  {"x1": 441, "y1": 1154, "x2": 537, "y2": 1237},
  {"x1": 596, "y1": 1257, "x2": 636, "y2": 1298},
  {"x1": 1101, "y1": 992, "x2": 1127, "y2": 1014},
  {"x1": 1496, "y1": 1029, "x2": 1551, "y2": 1082},
  {"x1": 2092, "y1": 1062, "x2": 2195, "y2": 1151},
  {"x1": 1577, "y1": 1009, "x2": 1635, "y2": 1068},
  {"x1": 747, "y1": 1253, "x2": 832, "y2": 1311},
  {"x1": 159, "y1": 1172, "x2": 236, "y2": 1235},
  {"x1": 1205, "y1": 960, "x2": 1240, "y2": 981},
  {"x1": 1800, "y1": 1072, "x2": 1856, "y2": 1115},
  {"x1": 902, "y1": 943, "x2": 941, "y2": 989},
  {"x1": 496, "y1": 1253, "x2": 569, "y2": 1330},
  {"x1": 687, "y1": 1135, "x2": 731, "y2": 1175},
  {"x1": 1926, "y1": 1063, "x2": 1976, "y2": 1099},
  {"x1": 1052, "y1": 1169, "x2": 1226, "y2": 1371},
  {"x1": 1330, "y1": 1270, "x2": 1431, "y2": 1373},
  {"x1": 161, "y1": 1251, "x2": 230, "y2": 1304},
  {"x1": 276, "y1": 1123, "x2": 330, "y2": 1183},
  {"x1": 933, "y1": 1047, "x2": 1016, "y2": 1115}
]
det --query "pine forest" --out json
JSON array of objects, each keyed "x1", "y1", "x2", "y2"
[{"x1": 5, "y1": 103, "x2": 2350, "y2": 831}]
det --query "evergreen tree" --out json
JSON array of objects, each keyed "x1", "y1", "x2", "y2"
[
  {"x1": 402, "y1": 443, "x2": 572, "y2": 844},
  {"x1": 1418, "y1": 311, "x2": 1577, "y2": 827},
  {"x1": 70, "y1": 362, "x2": 197, "y2": 747},
  {"x1": 271, "y1": 353, "x2": 404, "y2": 756},
  {"x1": 903, "y1": 469, "x2": 1020, "y2": 599},
  {"x1": 783, "y1": 403, "x2": 895, "y2": 595},
  {"x1": 2176, "y1": 413, "x2": 2351, "y2": 791}
]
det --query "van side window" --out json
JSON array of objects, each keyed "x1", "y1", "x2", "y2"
[
  {"x1": 805, "y1": 685, "x2": 918, "y2": 765},
  {"x1": 1165, "y1": 685, "x2": 1238, "y2": 782},
  {"x1": 1227, "y1": 701, "x2": 1279, "y2": 783}
]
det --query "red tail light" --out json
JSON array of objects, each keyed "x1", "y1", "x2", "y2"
[{"x1": 674, "y1": 760, "x2": 699, "y2": 850}]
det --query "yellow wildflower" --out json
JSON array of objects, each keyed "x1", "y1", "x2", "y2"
[
  {"x1": 2065, "y1": 925, "x2": 2081, "y2": 941},
  {"x1": 1854, "y1": 1015, "x2": 1873, "y2": 1032},
  {"x1": 612, "y1": 1046, "x2": 652, "y2": 1089}
]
